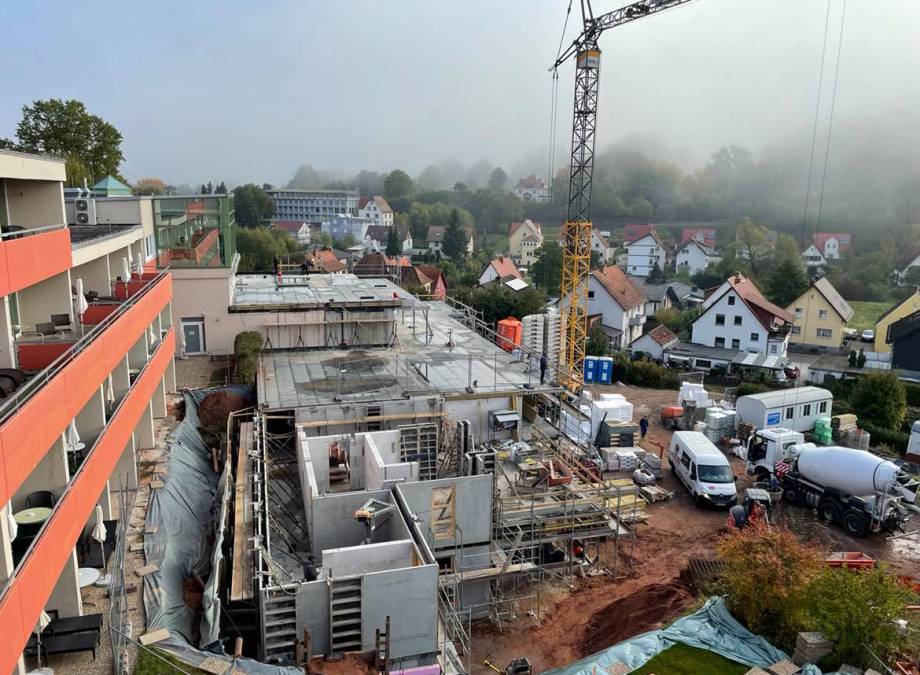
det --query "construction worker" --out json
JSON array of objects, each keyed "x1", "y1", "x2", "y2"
[
  {"x1": 639, "y1": 415, "x2": 649, "y2": 440},
  {"x1": 539, "y1": 353, "x2": 548, "y2": 385}
]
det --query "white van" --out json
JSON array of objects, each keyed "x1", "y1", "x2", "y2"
[{"x1": 669, "y1": 431, "x2": 737, "y2": 507}]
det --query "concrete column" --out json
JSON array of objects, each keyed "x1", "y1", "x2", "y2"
[
  {"x1": 111, "y1": 354, "x2": 131, "y2": 403},
  {"x1": 153, "y1": 375, "x2": 167, "y2": 418},
  {"x1": 46, "y1": 549, "x2": 82, "y2": 618},
  {"x1": 113, "y1": 434, "x2": 138, "y2": 491},
  {"x1": 128, "y1": 333, "x2": 148, "y2": 372},
  {"x1": 13, "y1": 436, "x2": 68, "y2": 509},
  {"x1": 165, "y1": 357, "x2": 177, "y2": 393},
  {"x1": 75, "y1": 386, "x2": 106, "y2": 450},
  {"x1": 97, "y1": 480, "x2": 112, "y2": 521},
  {"x1": 0, "y1": 297, "x2": 15, "y2": 370},
  {"x1": 136, "y1": 401, "x2": 155, "y2": 450}
]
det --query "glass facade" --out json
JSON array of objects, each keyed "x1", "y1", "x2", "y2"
[{"x1": 152, "y1": 195, "x2": 236, "y2": 268}]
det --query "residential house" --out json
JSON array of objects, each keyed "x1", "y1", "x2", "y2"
[
  {"x1": 634, "y1": 280, "x2": 695, "y2": 317},
  {"x1": 690, "y1": 272, "x2": 793, "y2": 356},
  {"x1": 365, "y1": 225, "x2": 394, "y2": 252},
  {"x1": 273, "y1": 220, "x2": 311, "y2": 245},
  {"x1": 813, "y1": 232, "x2": 851, "y2": 260},
  {"x1": 508, "y1": 220, "x2": 544, "y2": 267},
  {"x1": 478, "y1": 256, "x2": 521, "y2": 286},
  {"x1": 591, "y1": 230, "x2": 614, "y2": 264},
  {"x1": 625, "y1": 229, "x2": 666, "y2": 278},
  {"x1": 623, "y1": 223, "x2": 653, "y2": 243},
  {"x1": 801, "y1": 244, "x2": 827, "y2": 269},
  {"x1": 888, "y1": 310, "x2": 920, "y2": 371},
  {"x1": 513, "y1": 175, "x2": 550, "y2": 203},
  {"x1": 417, "y1": 266, "x2": 448, "y2": 300},
  {"x1": 681, "y1": 227, "x2": 717, "y2": 248},
  {"x1": 786, "y1": 277, "x2": 853, "y2": 348},
  {"x1": 629, "y1": 324, "x2": 679, "y2": 361},
  {"x1": 875, "y1": 290, "x2": 920, "y2": 353},
  {"x1": 397, "y1": 226, "x2": 414, "y2": 253},
  {"x1": 400, "y1": 264, "x2": 433, "y2": 294},
  {"x1": 321, "y1": 213, "x2": 371, "y2": 243},
  {"x1": 352, "y1": 252, "x2": 399, "y2": 278},
  {"x1": 427, "y1": 224, "x2": 473, "y2": 257},
  {"x1": 674, "y1": 238, "x2": 719, "y2": 276},
  {"x1": 358, "y1": 195, "x2": 394, "y2": 228},
  {"x1": 583, "y1": 266, "x2": 647, "y2": 349},
  {"x1": 302, "y1": 248, "x2": 347, "y2": 274},
  {"x1": 894, "y1": 250, "x2": 920, "y2": 285}
]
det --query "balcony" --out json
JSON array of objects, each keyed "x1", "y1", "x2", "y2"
[
  {"x1": 0, "y1": 328, "x2": 174, "y2": 672},
  {"x1": 629, "y1": 315, "x2": 647, "y2": 327},
  {"x1": 0, "y1": 224, "x2": 72, "y2": 297},
  {"x1": 0, "y1": 272, "x2": 172, "y2": 507}
]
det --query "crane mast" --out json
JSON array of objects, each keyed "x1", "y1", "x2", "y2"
[{"x1": 554, "y1": 0, "x2": 695, "y2": 392}]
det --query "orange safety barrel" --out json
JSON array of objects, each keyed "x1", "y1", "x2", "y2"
[{"x1": 496, "y1": 317, "x2": 522, "y2": 352}]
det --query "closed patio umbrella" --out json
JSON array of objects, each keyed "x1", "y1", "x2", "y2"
[
  {"x1": 91, "y1": 504, "x2": 111, "y2": 587},
  {"x1": 34, "y1": 610, "x2": 51, "y2": 666},
  {"x1": 105, "y1": 374, "x2": 115, "y2": 407},
  {"x1": 65, "y1": 420, "x2": 81, "y2": 450},
  {"x1": 121, "y1": 256, "x2": 131, "y2": 283},
  {"x1": 74, "y1": 277, "x2": 89, "y2": 323},
  {"x1": 133, "y1": 253, "x2": 144, "y2": 276}
]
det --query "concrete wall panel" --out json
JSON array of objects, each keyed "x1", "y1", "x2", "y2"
[{"x1": 361, "y1": 565, "x2": 438, "y2": 659}]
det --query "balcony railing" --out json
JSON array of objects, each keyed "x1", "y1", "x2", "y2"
[
  {"x1": 0, "y1": 223, "x2": 67, "y2": 240},
  {"x1": 0, "y1": 224, "x2": 72, "y2": 297}
]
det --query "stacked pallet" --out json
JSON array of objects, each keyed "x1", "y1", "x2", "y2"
[
  {"x1": 703, "y1": 407, "x2": 736, "y2": 442},
  {"x1": 545, "y1": 309, "x2": 565, "y2": 370},
  {"x1": 737, "y1": 421, "x2": 757, "y2": 442},
  {"x1": 679, "y1": 382, "x2": 711, "y2": 407},
  {"x1": 521, "y1": 313, "x2": 545, "y2": 355},
  {"x1": 612, "y1": 448, "x2": 638, "y2": 471},
  {"x1": 792, "y1": 632, "x2": 832, "y2": 666}
]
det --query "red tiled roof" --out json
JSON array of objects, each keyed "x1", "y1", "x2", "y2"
[
  {"x1": 488, "y1": 256, "x2": 521, "y2": 280},
  {"x1": 273, "y1": 220, "x2": 307, "y2": 233},
  {"x1": 590, "y1": 266, "x2": 645, "y2": 310},
  {"x1": 623, "y1": 224, "x2": 653, "y2": 243},
  {"x1": 508, "y1": 219, "x2": 542, "y2": 238},
  {"x1": 515, "y1": 175, "x2": 545, "y2": 189},
  {"x1": 717, "y1": 272, "x2": 793, "y2": 328},
  {"x1": 813, "y1": 231, "x2": 851, "y2": 252},
  {"x1": 304, "y1": 248, "x2": 346, "y2": 273},
  {"x1": 681, "y1": 227, "x2": 716, "y2": 248},
  {"x1": 427, "y1": 225, "x2": 446, "y2": 241},
  {"x1": 646, "y1": 324, "x2": 678, "y2": 346},
  {"x1": 358, "y1": 196, "x2": 371, "y2": 209}
]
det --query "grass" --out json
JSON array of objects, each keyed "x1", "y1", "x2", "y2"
[
  {"x1": 630, "y1": 644, "x2": 750, "y2": 675},
  {"x1": 134, "y1": 647, "x2": 210, "y2": 675},
  {"x1": 848, "y1": 300, "x2": 892, "y2": 331}
]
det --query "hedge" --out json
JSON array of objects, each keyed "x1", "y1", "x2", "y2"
[
  {"x1": 860, "y1": 421, "x2": 910, "y2": 453},
  {"x1": 906, "y1": 383, "x2": 920, "y2": 407},
  {"x1": 234, "y1": 331, "x2": 264, "y2": 384}
]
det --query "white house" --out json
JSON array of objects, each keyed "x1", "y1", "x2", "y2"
[
  {"x1": 427, "y1": 224, "x2": 473, "y2": 256},
  {"x1": 690, "y1": 272, "x2": 793, "y2": 357},
  {"x1": 591, "y1": 230, "x2": 614, "y2": 263},
  {"x1": 813, "y1": 232, "x2": 851, "y2": 260},
  {"x1": 358, "y1": 195, "x2": 394, "y2": 228},
  {"x1": 581, "y1": 266, "x2": 647, "y2": 349},
  {"x1": 478, "y1": 256, "x2": 521, "y2": 286},
  {"x1": 674, "y1": 238, "x2": 719, "y2": 275},
  {"x1": 629, "y1": 324, "x2": 679, "y2": 361},
  {"x1": 625, "y1": 231, "x2": 666, "y2": 278},
  {"x1": 321, "y1": 214, "x2": 371, "y2": 243},
  {"x1": 513, "y1": 175, "x2": 550, "y2": 203},
  {"x1": 800, "y1": 244, "x2": 827, "y2": 269},
  {"x1": 271, "y1": 220, "x2": 312, "y2": 245},
  {"x1": 895, "y1": 250, "x2": 920, "y2": 285}
]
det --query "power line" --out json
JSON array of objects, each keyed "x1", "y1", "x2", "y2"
[{"x1": 815, "y1": 0, "x2": 848, "y2": 233}]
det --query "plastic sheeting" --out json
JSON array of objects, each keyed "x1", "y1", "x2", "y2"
[
  {"x1": 544, "y1": 597, "x2": 789, "y2": 675},
  {"x1": 141, "y1": 386, "x2": 302, "y2": 674}
]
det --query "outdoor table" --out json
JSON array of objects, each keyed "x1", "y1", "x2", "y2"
[
  {"x1": 77, "y1": 567, "x2": 101, "y2": 588},
  {"x1": 14, "y1": 507, "x2": 52, "y2": 537}
]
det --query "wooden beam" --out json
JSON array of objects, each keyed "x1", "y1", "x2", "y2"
[{"x1": 230, "y1": 422, "x2": 254, "y2": 602}]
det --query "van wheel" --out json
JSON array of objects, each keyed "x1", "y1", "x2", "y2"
[
  {"x1": 694, "y1": 494, "x2": 706, "y2": 508},
  {"x1": 842, "y1": 510, "x2": 869, "y2": 537},
  {"x1": 818, "y1": 499, "x2": 841, "y2": 524}
]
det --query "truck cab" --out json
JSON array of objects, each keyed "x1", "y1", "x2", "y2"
[{"x1": 746, "y1": 427, "x2": 805, "y2": 478}]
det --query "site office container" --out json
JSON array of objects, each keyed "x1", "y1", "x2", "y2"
[{"x1": 496, "y1": 317, "x2": 522, "y2": 352}]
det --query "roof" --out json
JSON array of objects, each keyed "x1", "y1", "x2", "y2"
[
  {"x1": 593, "y1": 230, "x2": 610, "y2": 248},
  {"x1": 590, "y1": 266, "x2": 645, "y2": 310},
  {"x1": 273, "y1": 220, "x2": 308, "y2": 233},
  {"x1": 304, "y1": 248, "x2": 346, "y2": 274},
  {"x1": 681, "y1": 227, "x2": 717, "y2": 248},
  {"x1": 416, "y1": 265, "x2": 447, "y2": 286},
  {"x1": 427, "y1": 225, "x2": 446, "y2": 242},
  {"x1": 888, "y1": 310, "x2": 920, "y2": 343},
  {"x1": 623, "y1": 224, "x2": 653, "y2": 243},
  {"x1": 709, "y1": 272, "x2": 793, "y2": 328},
  {"x1": 644, "y1": 324, "x2": 678, "y2": 346},
  {"x1": 627, "y1": 229, "x2": 665, "y2": 248},
  {"x1": 485, "y1": 256, "x2": 521, "y2": 281},
  {"x1": 515, "y1": 175, "x2": 545, "y2": 189},
  {"x1": 401, "y1": 265, "x2": 432, "y2": 288},
  {"x1": 676, "y1": 238, "x2": 717, "y2": 257},
  {"x1": 508, "y1": 219, "x2": 542, "y2": 238},
  {"x1": 93, "y1": 175, "x2": 132, "y2": 196},
  {"x1": 365, "y1": 224, "x2": 392, "y2": 242},
  {"x1": 812, "y1": 277, "x2": 854, "y2": 321},
  {"x1": 877, "y1": 290, "x2": 920, "y2": 323},
  {"x1": 503, "y1": 278, "x2": 529, "y2": 292},
  {"x1": 521, "y1": 234, "x2": 542, "y2": 244},
  {"x1": 736, "y1": 386, "x2": 832, "y2": 406},
  {"x1": 897, "y1": 249, "x2": 920, "y2": 271},
  {"x1": 358, "y1": 195, "x2": 393, "y2": 214},
  {"x1": 813, "y1": 231, "x2": 852, "y2": 251},
  {"x1": 673, "y1": 431, "x2": 725, "y2": 458}
]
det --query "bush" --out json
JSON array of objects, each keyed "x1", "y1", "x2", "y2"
[
  {"x1": 860, "y1": 421, "x2": 910, "y2": 452},
  {"x1": 233, "y1": 331, "x2": 264, "y2": 384},
  {"x1": 716, "y1": 524, "x2": 821, "y2": 650},
  {"x1": 851, "y1": 372, "x2": 907, "y2": 430},
  {"x1": 736, "y1": 382, "x2": 770, "y2": 397},
  {"x1": 610, "y1": 353, "x2": 678, "y2": 389},
  {"x1": 804, "y1": 566, "x2": 914, "y2": 669},
  {"x1": 905, "y1": 383, "x2": 920, "y2": 407}
]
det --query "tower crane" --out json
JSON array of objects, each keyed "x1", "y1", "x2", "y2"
[{"x1": 553, "y1": 0, "x2": 697, "y2": 392}]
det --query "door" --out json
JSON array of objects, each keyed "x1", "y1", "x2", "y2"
[{"x1": 181, "y1": 319, "x2": 205, "y2": 355}]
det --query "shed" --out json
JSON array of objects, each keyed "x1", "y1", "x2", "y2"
[{"x1": 735, "y1": 386, "x2": 832, "y2": 433}]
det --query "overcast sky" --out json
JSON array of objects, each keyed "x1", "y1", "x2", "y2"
[{"x1": 2, "y1": 0, "x2": 918, "y2": 187}]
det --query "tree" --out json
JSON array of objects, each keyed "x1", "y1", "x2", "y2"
[
  {"x1": 383, "y1": 169, "x2": 414, "y2": 200},
  {"x1": 416, "y1": 165, "x2": 443, "y2": 191},
  {"x1": 734, "y1": 218, "x2": 771, "y2": 278},
  {"x1": 488, "y1": 166, "x2": 508, "y2": 192},
  {"x1": 441, "y1": 209, "x2": 469, "y2": 264},
  {"x1": 132, "y1": 178, "x2": 168, "y2": 196},
  {"x1": 385, "y1": 226, "x2": 401, "y2": 256},
  {"x1": 354, "y1": 170, "x2": 384, "y2": 197},
  {"x1": 453, "y1": 181, "x2": 468, "y2": 192},
  {"x1": 805, "y1": 566, "x2": 912, "y2": 669},
  {"x1": 765, "y1": 258, "x2": 808, "y2": 307},
  {"x1": 585, "y1": 322, "x2": 609, "y2": 356},
  {"x1": 214, "y1": 181, "x2": 227, "y2": 194},
  {"x1": 2, "y1": 98, "x2": 124, "y2": 185},
  {"x1": 233, "y1": 184, "x2": 275, "y2": 228},
  {"x1": 199, "y1": 183, "x2": 208, "y2": 195},
  {"x1": 647, "y1": 262, "x2": 665, "y2": 285},
  {"x1": 848, "y1": 350, "x2": 858, "y2": 367},
  {"x1": 450, "y1": 285, "x2": 547, "y2": 326},
  {"x1": 530, "y1": 241, "x2": 564, "y2": 296},
  {"x1": 287, "y1": 164, "x2": 322, "y2": 189},
  {"x1": 237, "y1": 227, "x2": 298, "y2": 273},
  {"x1": 716, "y1": 524, "x2": 821, "y2": 650},
  {"x1": 850, "y1": 372, "x2": 906, "y2": 430}
]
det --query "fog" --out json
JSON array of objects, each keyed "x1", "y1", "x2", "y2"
[{"x1": 2, "y1": 0, "x2": 919, "y2": 189}]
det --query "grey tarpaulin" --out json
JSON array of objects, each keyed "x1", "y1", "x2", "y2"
[
  {"x1": 544, "y1": 597, "x2": 789, "y2": 675},
  {"x1": 141, "y1": 387, "x2": 302, "y2": 674}
]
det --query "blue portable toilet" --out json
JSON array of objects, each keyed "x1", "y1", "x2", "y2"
[
  {"x1": 597, "y1": 356, "x2": 613, "y2": 384},
  {"x1": 583, "y1": 356, "x2": 597, "y2": 383}
]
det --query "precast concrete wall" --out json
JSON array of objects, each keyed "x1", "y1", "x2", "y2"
[
  {"x1": 365, "y1": 432, "x2": 418, "y2": 490},
  {"x1": 311, "y1": 489, "x2": 390, "y2": 556},
  {"x1": 295, "y1": 580, "x2": 329, "y2": 654},
  {"x1": 323, "y1": 540, "x2": 415, "y2": 579},
  {"x1": 362, "y1": 564, "x2": 439, "y2": 660},
  {"x1": 398, "y1": 475, "x2": 493, "y2": 552},
  {"x1": 444, "y1": 395, "x2": 520, "y2": 442}
]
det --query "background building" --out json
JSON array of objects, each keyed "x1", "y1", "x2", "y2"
[
  {"x1": 358, "y1": 195, "x2": 393, "y2": 228},
  {"x1": 512, "y1": 175, "x2": 549, "y2": 203},
  {"x1": 786, "y1": 277, "x2": 853, "y2": 348},
  {"x1": 266, "y1": 188, "x2": 358, "y2": 224}
]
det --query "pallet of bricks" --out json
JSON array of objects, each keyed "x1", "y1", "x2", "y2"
[
  {"x1": 831, "y1": 413, "x2": 870, "y2": 449},
  {"x1": 544, "y1": 309, "x2": 565, "y2": 372},
  {"x1": 702, "y1": 407, "x2": 736, "y2": 445},
  {"x1": 521, "y1": 313, "x2": 544, "y2": 358},
  {"x1": 603, "y1": 420, "x2": 638, "y2": 447}
]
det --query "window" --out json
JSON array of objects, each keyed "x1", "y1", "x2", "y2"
[
  {"x1": 731, "y1": 338, "x2": 741, "y2": 349},
  {"x1": 632, "y1": 266, "x2": 637, "y2": 272},
  {"x1": 714, "y1": 337, "x2": 725, "y2": 348},
  {"x1": 817, "y1": 328, "x2": 832, "y2": 339},
  {"x1": 794, "y1": 307, "x2": 803, "y2": 318},
  {"x1": 680, "y1": 453, "x2": 692, "y2": 470},
  {"x1": 819, "y1": 401, "x2": 828, "y2": 413},
  {"x1": 770, "y1": 344, "x2": 778, "y2": 354},
  {"x1": 588, "y1": 290, "x2": 595, "y2": 299},
  {"x1": 750, "y1": 332, "x2": 759, "y2": 342},
  {"x1": 818, "y1": 309, "x2": 828, "y2": 320},
  {"x1": 785, "y1": 406, "x2": 794, "y2": 420},
  {"x1": 715, "y1": 314, "x2": 726, "y2": 326},
  {"x1": 695, "y1": 359, "x2": 712, "y2": 369},
  {"x1": 734, "y1": 315, "x2": 743, "y2": 326},
  {"x1": 802, "y1": 404, "x2": 812, "y2": 416},
  {"x1": 791, "y1": 326, "x2": 801, "y2": 335},
  {"x1": 728, "y1": 295, "x2": 736, "y2": 306}
]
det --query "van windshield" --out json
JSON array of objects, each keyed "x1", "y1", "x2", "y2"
[{"x1": 697, "y1": 464, "x2": 733, "y2": 483}]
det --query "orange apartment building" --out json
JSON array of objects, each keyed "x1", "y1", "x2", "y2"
[{"x1": 0, "y1": 149, "x2": 176, "y2": 673}]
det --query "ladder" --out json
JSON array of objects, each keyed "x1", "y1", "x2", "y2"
[
  {"x1": 329, "y1": 577, "x2": 363, "y2": 654},
  {"x1": 374, "y1": 615, "x2": 391, "y2": 674},
  {"x1": 261, "y1": 588, "x2": 298, "y2": 662}
]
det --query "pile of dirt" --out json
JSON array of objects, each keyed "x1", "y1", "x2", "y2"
[
  {"x1": 196, "y1": 391, "x2": 250, "y2": 429},
  {"x1": 580, "y1": 580, "x2": 694, "y2": 655}
]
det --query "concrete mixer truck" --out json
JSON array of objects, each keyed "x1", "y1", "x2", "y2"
[{"x1": 780, "y1": 445, "x2": 919, "y2": 537}]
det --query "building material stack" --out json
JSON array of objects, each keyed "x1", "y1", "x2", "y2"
[
  {"x1": 792, "y1": 632, "x2": 833, "y2": 666},
  {"x1": 703, "y1": 407, "x2": 737, "y2": 443},
  {"x1": 679, "y1": 382, "x2": 711, "y2": 408},
  {"x1": 521, "y1": 313, "x2": 545, "y2": 356},
  {"x1": 544, "y1": 308, "x2": 565, "y2": 371},
  {"x1": 814, "y1": 417, "x2": 833, "y2": 445}
]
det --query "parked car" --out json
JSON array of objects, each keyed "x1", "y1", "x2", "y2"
[
  {"x1": 861, "y1": 329, "x2": 875, "y2": 342},
  {"x1": 844, "y1": 328, "x2": 859, "y2": 339}
]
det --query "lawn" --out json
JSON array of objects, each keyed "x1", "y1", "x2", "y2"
[
  {"x1": 848, "y1": 300, "x2": 892, "y2": 331},
  {"x1": 630, "y1": 644, "x2": 750, "y2": 675}
]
